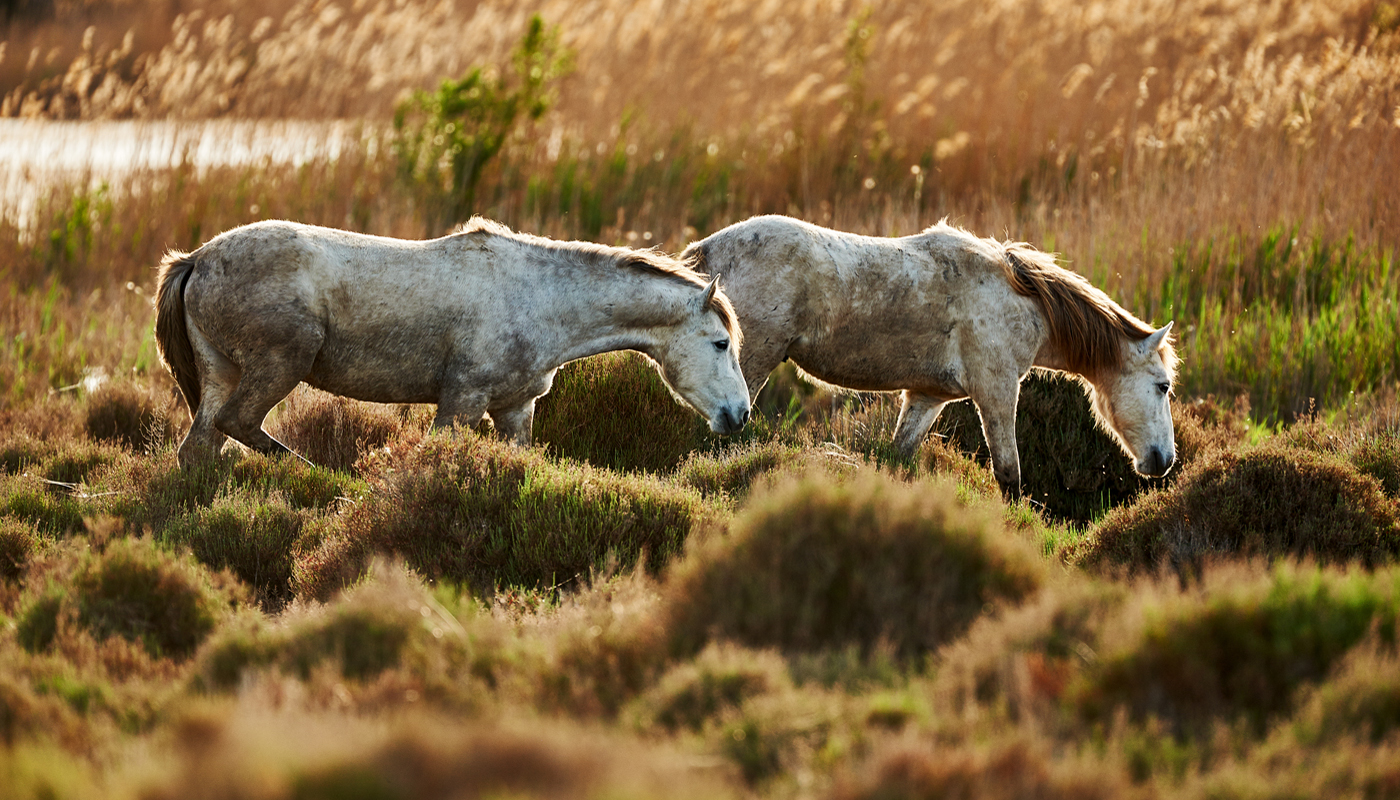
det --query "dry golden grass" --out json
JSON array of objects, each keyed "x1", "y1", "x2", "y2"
[{"x1": 1, "y1": 5, "x2": 1400, "y2": 798}]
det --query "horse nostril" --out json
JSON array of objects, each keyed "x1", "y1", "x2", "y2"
[
  {"x1": 739, "y1": 407, "x2": 750, "y2": 427},
  {"x1": 1145, "y1": 446, "x2": 1170, "y2": 476}
]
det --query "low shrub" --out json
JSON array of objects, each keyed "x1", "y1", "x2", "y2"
[
  {"x1": 1069, "y1": 564, "x2": 1400, "y2": 738},
  {"x1": 37, "y1": 439, "x2": 123, "y2": 486},
  {"x1": 674, "y1": 440, "x2": 808, "y2": 500},
  {"x1": 663, "y1": 469, "x2": 1044, "y2": 660},
  {"x1": 1070, "y1": 443, "x2": 1400, "y2": 573},
  {"x1": 195, "y1": 563, "x2": 473, "y2": 692},
  {"x1": 1, "y1": 480, "x2": 85, "y2": 536},
  {"x1": 84, "y1": 380, "x2": 165, "y2": 451},
  {"x1": 1350, "y1": 430, "x2": 1400, "y2": 499},
  {"x1": 109, "y1": 453, "x2": 361, "y2": 533},
  {"x1": 0, "y1": 519, "x2": 41, "y2": 583},
  {"x1": 159, "y1": 493, "x2": 317, "y2": 609},
  {"x1": 634, "y1": 642, "x2": 792, "y2": 733},
  {"x1": 136, "y1": 710, "x2": 736, "y2": 800},
  {"x1": 18, "y1": 538, "x2": 243, "y2": 660},
  {"x1": 933, "y1": 374, "x2": 1157, "y2": 522},
  {"x1": 300, "y1": 433, "x2": 707, "y2": 598},
  {"x1": 831, "y1": 739, "x2": 1134, "y2": 800},
  {"x1": 533, "y1": 351, "x2": 709, "y2": 473},
  {"x1": 268, "y1": 388, "x2": 405, "y2": 473},
  {"x1": 0, "y1": 433, "x2": 50, "y2": 475},
  {"x1": 1287, "y1": 639, "x2": 1400, "y2": 747}
]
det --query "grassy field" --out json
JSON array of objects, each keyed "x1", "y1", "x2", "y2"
[{"x1": 2, "y1": 1, "x2": 1400, "y2": 798}]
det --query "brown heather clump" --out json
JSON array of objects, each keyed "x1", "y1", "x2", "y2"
[
  {"x1": 83, "y1": 378, "x2": 165, "y2": 451},
  {"x1": 134, "y1": 706, "x2": 738, "y2": 800},
  {"x1": 663, "y1": 469, "x2": 1044, "y2": 660},
  {"x1": 1069, "y1": 442, "x2": 1400, "y2": 573},
  {"x1": 299, "y1": 432, "x2": 709, "y2": 599},
  {"x1": 0, "y1": 517, "x2": 41, "y2": 584},
  {"x1": 632, "y1": 642, "x2": 792, "y2": 734},
  {"x1": 266, "y1": 386, "x2": 408, "y2": 474},
  {"x1": 830, "y1": 738, "x2": 1139, "y2": 800}
]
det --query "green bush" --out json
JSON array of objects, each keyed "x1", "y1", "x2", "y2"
[
  {"x1": 933, "y1": 375, "x2": 1250, "y2": 523},
  {"x1": 933, "y1": 374, "x2": 1155, "y2": 522},
  {"x1": 38, "y1": 440, "x2": 121, "y2": 486},
  {"x1": 1, "y1": 481, "x2": 85, "y2": 536},
  {"x1": 1286, "y1": 641, "x2": 1400, "y2": 747},
  {"x1": 159, "y1": 493, "x2": 316, "y2": 609},
  {"x1": 663, "y1": 469, "x2": 1044, "y2": 659},
  {"x1": 1070, "y1": 442, "x2": 1400, "y2": 573},
  {"x1": 298, "y1": 433, "x2": 707, "y2": 599},
  {"x1": 635, "y1": 643, "x2": 791, "y2": 733},
  {"x1": 534, "y1": 351, "x2": 709, "y2": 474},
  {"x1": 19, "y1": 539, "x2": 242, "y2": 660},
  {"x1": 1350, "y1": 430, "x2": 1400, "y2": 499},
  {"x1": 392, "y1": 14, "x2": 572, "y2": 231},
  {"x1": 675, "y1": 440, "x2": 808, "y2": 500},
  {"x1": 1069, "y1": 564, "x2": 1400, "y2": 737},
  {"x1": 110, "y1": 453, "x2": 361, "y2": 533},
  {"x1": 0, "y1": 433, "x2": 48, "y2": 475}
]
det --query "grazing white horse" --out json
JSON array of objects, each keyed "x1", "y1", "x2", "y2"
[
  {"x1": 684, "y1": 215, "x2": 1177, "y2": 498},
  {"x1": 156, "y1": 217, "x2": 750, "y2": 468}
]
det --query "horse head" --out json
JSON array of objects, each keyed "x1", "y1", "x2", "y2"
[
  {"x1": 1089, "y1": 322, "x2": 1177, "y2": 477},
  {"x1": 653, "y1": 275, "x2": 750, "y2": 435}
]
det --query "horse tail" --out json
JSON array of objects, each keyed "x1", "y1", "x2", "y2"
[{"x1": 155, "y1": 250, "x2": 202, "y2": 415}]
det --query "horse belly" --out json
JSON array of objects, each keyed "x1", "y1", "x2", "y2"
[
  {"x1": 305, "y1": 300, "x2": 464, "y2": 404},
  {"x1": 788, "y1": 308, "x2": 965, "y2": 397}
]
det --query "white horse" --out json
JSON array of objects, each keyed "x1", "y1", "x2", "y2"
[
  {"x1": 156, "y1": 217, "x2": 750, "y2": 468},
  {"x1": 684, "y1": 215, "x2": 1177, "y2": 498}
]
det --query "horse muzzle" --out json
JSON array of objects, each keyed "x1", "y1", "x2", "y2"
[
  {"x1": 1137, "y1": 445, "x2": 1175, "y2": 477},
  {"x1": 712, "y1": 404, "x2": 750, "y2": 435}
]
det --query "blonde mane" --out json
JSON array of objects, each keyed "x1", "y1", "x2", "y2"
[
  {"x1": 999, "y1": 243, "x2": 1177, "y2": 380},
  {"x1": 453, "y1": 217, "x2": 740, "y2": 344}
]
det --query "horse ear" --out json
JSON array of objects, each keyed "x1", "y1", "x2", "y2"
[
  {"x1": 1142, "y1": 321, "x2": 1173, "y2": 351},
  {"x1": 699, "y1": 274, "x2": 720, "y2": 307}
]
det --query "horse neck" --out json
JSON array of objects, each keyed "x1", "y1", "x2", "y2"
[
  {"x1": 1030, "y1": 319, "x2": 1118, "y2": 393},
  {"x1": 550, "y1": 268, "x2": 692, "y2": 365}
]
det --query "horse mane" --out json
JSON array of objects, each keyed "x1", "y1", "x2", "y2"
[
  {"x1": 998, "y1": 241, "x2": 1178, "y2": 380},
  {"x1": 451, "y1": 217, "x2": 740, "y2": 344}
]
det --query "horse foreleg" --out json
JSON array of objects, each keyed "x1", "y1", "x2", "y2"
[
  {"x1": 969, "y1": 383, "x2": 1023, "y2": 501},
  {"x1": 431, "y1": 391, "x2": 489, "y2": 433},
  {"x1": 893, "y1": 391, "x2": 949, "y2": 457},
  {"x1": 739, "y1": 334, "x2": 793, "y2": 402},
  {"x1": 488, "y1": 398, "x2": 537, "y2": 446}
]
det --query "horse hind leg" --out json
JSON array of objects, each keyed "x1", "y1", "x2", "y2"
[
  {"x1": 177, "y1": 321, "x2": 238, "y2": 467},
  {"x1": 893, "y1": 391, "x2": 949, "y2": 457},
  {"x1": 211, "y1": 346, "x2": 319, "y2": 464}
]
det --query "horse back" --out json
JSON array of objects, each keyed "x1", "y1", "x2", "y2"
[{"x1": 694, "y1": 216, "x2": 1043, "y2": 393}]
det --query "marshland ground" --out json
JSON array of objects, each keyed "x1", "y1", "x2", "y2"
[{"x1": 1, "y1": 1, "x2": 1399, "y2": 797}]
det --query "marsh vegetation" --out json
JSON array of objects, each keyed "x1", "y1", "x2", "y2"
[{"x1": 1, "y1": 1, "x2": 1398, "y2": 797}]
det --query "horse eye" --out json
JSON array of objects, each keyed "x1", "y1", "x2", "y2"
[
  {"x1": 713, "y1": 339, "x2": 730, "y2": 352},
  {"x1": 1157, "y1": 383, "x2": 1171, "y2": 396}
]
